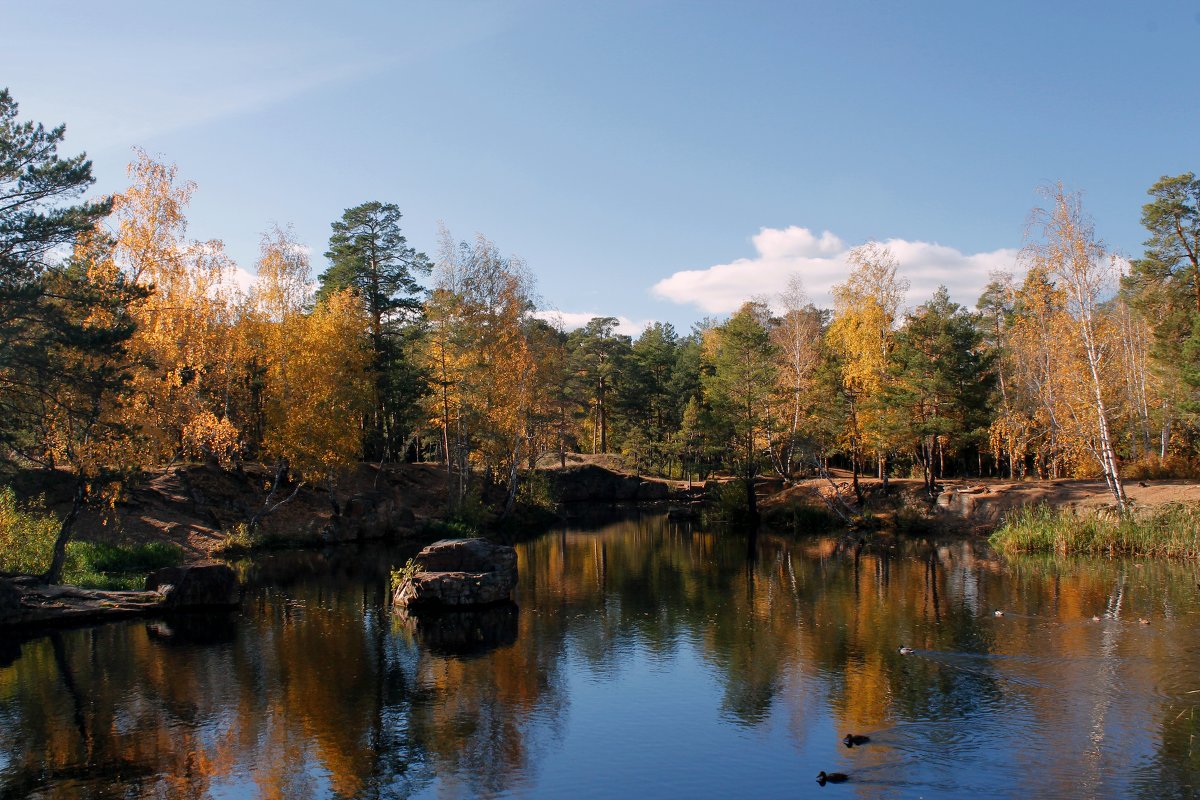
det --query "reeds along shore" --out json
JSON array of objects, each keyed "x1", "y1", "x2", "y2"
[{"x1": 989, "y1": 503, "x2": 1200, "y2": 558}]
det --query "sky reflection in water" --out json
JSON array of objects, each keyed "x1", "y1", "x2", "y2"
[{"x1": 2, "y1": 512, "x2": 1199, "y2": 799}]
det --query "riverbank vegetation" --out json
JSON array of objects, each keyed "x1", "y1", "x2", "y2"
[
  {"x1": 990, "y1": 503, "x2": 1200, "y2": 558},
  {"x1": 0, "y1": 488, "x2": 181, "y2": 587},
  {"x1": 4, "y1": 87, "x2": 1200, "y2": 569}
]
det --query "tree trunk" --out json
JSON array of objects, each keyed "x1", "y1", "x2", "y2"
[
  {"x1": 43, "y1": 477, "x2": 87, "y2": 585},
  {"x1": 744, "y1": 473, "x2": 759, "y2": 524},
  {"x1": 599, "y1": 378, "x2": 607, "y2": 454}
]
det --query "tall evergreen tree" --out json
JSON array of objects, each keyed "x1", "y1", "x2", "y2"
[
  {"x1": 317, "y1": 201, "x2": 431, "y2": 460},
  {"x1": 1127, "y1": 173, "x2": 1200, "y2": 317},
  {"x1": 566, "y1": 317, "x2": 630, "y2": 454},
  {"x1": 889, "y1": 287, "x2": 994, "y2": 492},
  {"x1": 0, "y1": 88, "x2": 113, "y2": 454},
  {"x1": 0, "y1": 91, "x2": 146, "y2": 582},
  {"x1": 702, "y1": 302, "x2": 777, "y2": 522}
]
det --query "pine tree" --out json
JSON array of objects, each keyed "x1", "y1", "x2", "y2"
[
  {"x1": 0, "y1": 88, "x2": 113, "y2": 454},
  {"x1": 0, "y1": 90, "x2": 137, "y2": 583},
  {"x1": 317, "y1": 201, "x2": 432, "y2": 460},
  {"x1": 702, "y1": 302, "x2": 777, "y2": 522}
]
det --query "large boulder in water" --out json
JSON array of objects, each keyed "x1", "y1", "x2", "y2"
[
  {"x1": 145, "y1": 562, "x2": 241, "y2": 609},
  {"x1": 393, "y1": 538, "x2": 517, "y2": 609}
]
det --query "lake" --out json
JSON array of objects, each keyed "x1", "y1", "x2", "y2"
[{"x1": 2, "y1": 512, "x2": 1199, "y2": 799}]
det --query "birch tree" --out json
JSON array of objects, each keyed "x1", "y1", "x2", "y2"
[
  {"x1": 770, "y1": 276, "x2": 825, "y2": 480},
  {"x1": 1027, "y1": 185, "x2": 1129, "y2": 509},
  {"x1": 826, "y1": 242, "x2": 908, "y2": 500}
]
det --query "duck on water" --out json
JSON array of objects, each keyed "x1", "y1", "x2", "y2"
[{"x1": 816, "y1": 771, "x2": 848, "y2": 786}]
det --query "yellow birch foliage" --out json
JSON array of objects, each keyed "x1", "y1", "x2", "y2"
[
  {"x1": 113, "y1": 150, "x2": 247, "y2": 465},
  {"x1": 826, "y1": 242, "x2": 909, "y2": 460},
  {"x1": 261, "y1": 288, "x2": 372, "y2": 482},
  {"x1": 993, "y1": 267, "x2": 1108, "y2": 478}
]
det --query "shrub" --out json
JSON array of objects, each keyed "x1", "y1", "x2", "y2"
[
  {"x1": 782, "y1": 502, "x2": 840, "y2": 533},
  {"x1": 389, "y1": 558, "x2": 421, "y2": 595},
  {"x1": 1124, "y1": 453, "x2": 1199, "y2": 481},
  {"x1": 0, "y1": 487, "x2": 59, "y2": 575},
  {"x1": 708, "y1": 480, "x2": 757, "y2": 525},
  {"x1": 420, "y1": 518, "x2": 479, "y2": 539}
]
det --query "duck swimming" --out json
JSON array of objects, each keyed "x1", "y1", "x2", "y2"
[
  {"x1": 842, "y1": 734, "x2": 870, "y2": 747},
  {"x1": 816, "y1": 771, "x2": 849, "y2": 786},
  {"x1": 993, "y1": 610, "x2": 1005, "y2": 617},
  {"x1": 898, "y1": 646, "x2": 914, "y2": 655}
]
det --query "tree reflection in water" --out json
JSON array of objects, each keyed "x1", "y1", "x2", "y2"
[{"x1": 1, "y1": 514, "x2": 1199, "y2": 798}]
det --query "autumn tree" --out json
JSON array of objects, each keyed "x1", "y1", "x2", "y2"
[
  {"x1": 260, "y1": 288, "x2": 373, "y2": 498},
  {"x1": 317, "y1": 201, "x2": 431, "y2": 460},
  {"x1": 826, "y1": 242, "x2": 909, "y2": 500},
  {"x1": 1026, "y1": 185, "x2": 1128, "y2": 509},
  {"x1": 239, "y1": 224, "x2": 373, "y2": 520},
  {"x1": 988, "y1": 268, "x2": 1081, "y2": 479},
  {"x1": 422, "y1": 229, "x2": 542, "y2": 514},
  {"x1": 113, "y1": 150, "x2": 246, "y2": 466},
  {"x1": 769, "y1": 277, "x2": 827, "y2": 480}
]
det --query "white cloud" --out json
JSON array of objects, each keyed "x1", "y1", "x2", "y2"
[
  {"x1": 652, "y1": 226, "x2": 1020, "y2": 314},
  {"x1": 534, "y1": 310, "x2": 656, "y2": 338},
  {"x1": 752, "y1": 226, "x2": 844, "y2": 259},
  {"x1": 226, "y1": 266, "x2": 259, "y2": 296}
]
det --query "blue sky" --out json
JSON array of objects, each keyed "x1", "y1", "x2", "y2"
[{"x1": 5, "y1": 1, "x2": 1198, "y2": 335}]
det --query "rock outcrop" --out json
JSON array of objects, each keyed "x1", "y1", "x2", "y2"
[
  {"x1": 146, "y1": 562, "x2": 241, "y2": 609},
  {"x1": 547, "y1": 464, "x2": 673, "y2": 503},
  {"x1": 393, "y1": 538, "x2": 518, "y2": 609}
]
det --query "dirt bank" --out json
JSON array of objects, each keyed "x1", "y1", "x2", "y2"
[
  {"x1": 54, "y1": 462, "x2": 451, "y2": 560},
  {"x1": 35, "y1": 459, "x2": 690, "y2": 563},
  {"x1": 759, "y1": 471, "x2": 1200, "y2": 532}
]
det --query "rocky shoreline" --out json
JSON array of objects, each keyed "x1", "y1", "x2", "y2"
[
  {"x1": 0, "y1": 562, "x2": 240, "y2": 630},
  {"x1": 7, "y1": 461, "x2": 1195, "y2": 629}
]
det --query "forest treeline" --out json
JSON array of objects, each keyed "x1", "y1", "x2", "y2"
[{"x1": 4, "y1": 90, "x2": 1200, "y2": 576}]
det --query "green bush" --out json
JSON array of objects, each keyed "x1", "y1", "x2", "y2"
[
  {"x1": 217, "y1": 522, "x2": 264, "y2": 554},
  {"x1": 708, "y1": 480, "x2": 757, "y2": 525},
  {"x1": 516, "y1": 470, "x2": 556, "y2": 512},
  {"x1": 420, "y1": 518, "x2": 480, "y2": 539},
  {"x1": 389, "y1": 558, "x2": 421, "y2": 595},
  {"x1": 0, "y1": 487, "x2": 58, "y2": 574}
]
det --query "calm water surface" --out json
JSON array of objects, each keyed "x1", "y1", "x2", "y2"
[{"x1": 3, "y1": 512, "x2": 1200, "y2": 799}]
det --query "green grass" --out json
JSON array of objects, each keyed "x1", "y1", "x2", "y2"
[
  {"x1": 1, "y1": 485, "x2": 183, "y2": 589},
  {"x1": 990, "y1": 503, "x2": 1200, "y2": 558},
  {"x1": 61, "y1": 541, "x2": 183, "y2": 589}
]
